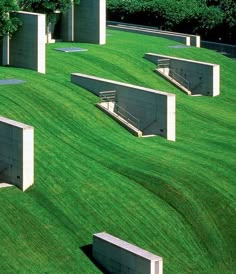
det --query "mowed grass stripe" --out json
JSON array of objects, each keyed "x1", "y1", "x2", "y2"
[{"x1": 0, "y1": 29, "x2": 235, "y2": 273}]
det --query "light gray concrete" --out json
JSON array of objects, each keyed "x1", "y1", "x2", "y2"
[
  {"x1": 0, "y1": 183, "x2": 14, "y2": 189},
  {"x1": 9, "y1": 11, "x2": 46, "y2": 73},
  {"x1": 71, "y1": 73, "x2": 176, "y2": 141},
  {"x1": 74, "y1": 0, "x2": 106, "y2": 44},
  {"x1": 145, "y1": 53, "x2": 220, "y2": 96},
  {"x1": 107, "y1": 22, "x2": 200, "y2": 47},
  {"x1": 54, "y1": 47, "x2": 88, "y2": 52},
  {"x1": 93, "y1": 232, "x2": 163, "y2": 274},
  {"x1": 0, "y1": 79, "x2": 25, "y2": 85},
  {"x1": 0, "y1": 116, "x2": 34, "y2": 191}
]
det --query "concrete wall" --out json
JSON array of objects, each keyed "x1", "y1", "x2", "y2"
[
  {"x1": 61, "y1": 4, "x2": 74, "y2": 42},
  {"x1": 9, "y1": 11, "x2": 46, "y2": 73},
  {"x1": 74, "y1": 0, "x2": 106, "y2": 44},
  {"x1": 0, "y1": 38, "x2": 3, "y2": 64},
  {"x1": 93, "y1": 232, "x2": 163, "y2": 274},
  {"x1": 107, "y1": 24, "x2": 191, "y2": 47},
  {"x1": 0, "y1": 35, "x2": 10, "y2": 66},
  {"x1": 145, "y1": 53, "x2": 220, "y2": 96},
  {"x1": 107, "y1": 22, "x2": 201, "y2": 47},
  {"x1": 0, "y1": 117, "x2": 34, "y2": 191},
  {"x1": 71, "y1": 73, "x2": 176, "y2": 141}
]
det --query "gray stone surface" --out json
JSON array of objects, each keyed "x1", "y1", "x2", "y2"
[
  {"x1": 9, "y1": 11, "x2": 46, "y2": 73},
  {"x1": 54, "y1": 47, "x2": 88, "y2": 52},
  {"x1": 74, "y1": 0, "x2": 106, "y2": 44},
  {"x1": 71, "y1": 73, "x2": 176, "y2": 141},
  {"x1": 0, "y1": 116, "x2": 34, "y2": 191},
  {"x1": 93, "y1": 232, "x2": 163, "y2": 274},
  {"x1": 145, "y1": 53, "x2": 220, "y2": 96},
  {"x1": 168, "y1": 45, "x2": 189, "y2": 49},
  {"x1": 0, "y1": 79, "x2": 25, "y2": 85}
]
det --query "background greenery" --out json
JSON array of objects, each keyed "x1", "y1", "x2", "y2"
[
  {"x1": 107, "y1": 0, "x2": 236, "y2": 44},
  {"x1": 1, "y1": 0, "x2": 235, "y2": 44},
  {"x1": 0, "y1": 29, "x2": 235, "y2": 273}
]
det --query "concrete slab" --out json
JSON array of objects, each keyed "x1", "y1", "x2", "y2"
[
  {"x1": 54, "y1": 47, "x2": 88, "y2": 52},
  {"x1": 0, "y1": 79, "x2": 26, "y2": 85},
  {"x1": 0, "y1": 183, "x2": 14, "y2": 189},
  {"x1": 168, "y1": 45, "x2": 189, "y2": 48}
]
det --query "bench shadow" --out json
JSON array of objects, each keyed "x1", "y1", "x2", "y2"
[{"x1": 80, "y1": 244, "x2": 109, "y2": 274}]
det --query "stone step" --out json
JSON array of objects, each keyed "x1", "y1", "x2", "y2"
[
  {"x1": 155, "y1": 68, "x2": 192, "y2": 95},
  {"x1": 96, "y1": 102, "x2": 142, "y2": 137}
]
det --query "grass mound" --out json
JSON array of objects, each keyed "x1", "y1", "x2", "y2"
[{"x1": 0, "y1": 29, "x2": 235, "y2": 273}]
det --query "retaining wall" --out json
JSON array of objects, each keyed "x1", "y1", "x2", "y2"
[
  {"x1": 71, "y1": 73, "x2": 176, "y2": 141},
  {"x1": 107, "y1": 22, "x2": 200, "y2": 47},
  {"x1": 0, "y1": 117, "x2": 34, "y2": 191},
  {"x1": 108, "y1": 24, "x2": 190, "y2": 46},
  {"x1": 9, "y1": 11, "x2": 46, "y2": 73},
  {"x1": 93, "y1": 232, "x2": 163, "y2": 274},
  {"x1": 145, "y1": 53, "x2": 220, "y2": 96}
]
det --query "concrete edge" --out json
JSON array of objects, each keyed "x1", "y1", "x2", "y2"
[{"x1": 145, "y1": 52, "x2": 219, "y2": 66}]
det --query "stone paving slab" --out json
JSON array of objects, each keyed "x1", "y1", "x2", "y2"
[
  {"x1": 168, "y1": 45, "x2": 189, "y2": 48},
  {"x1": 0, "y1": 79, "x2": 26, "y2": 85},
  {"x1": 54, "y1": 47, "x2": 88, "y2": 53}
]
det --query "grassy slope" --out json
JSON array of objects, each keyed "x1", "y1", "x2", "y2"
[{"x1": 0, "y1": 29, "x2": 235, "y2": 273}]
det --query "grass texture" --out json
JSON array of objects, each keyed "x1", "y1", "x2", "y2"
[{"x1": 0, "y1": 29, "x2": 235, "y2": 273}]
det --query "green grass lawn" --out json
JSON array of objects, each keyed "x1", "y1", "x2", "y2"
[{"x1": 0, "y1": 29, "x2": 235, "y2": 273}]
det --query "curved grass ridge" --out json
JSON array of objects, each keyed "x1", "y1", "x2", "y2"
[{"x1": 0, "y1": 29, "x2": 235, "y2": 273}]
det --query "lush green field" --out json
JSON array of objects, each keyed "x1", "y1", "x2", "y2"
[{"x1": 0, "y1": 29, "x2": 235, "y2": 273}]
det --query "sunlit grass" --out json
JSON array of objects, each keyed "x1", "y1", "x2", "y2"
[{"x1": 0, "y1": 29, "x2": 235, "y2": 273}]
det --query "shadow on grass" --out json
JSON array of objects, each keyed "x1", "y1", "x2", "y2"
[{"x1": 80, "y1": 244, "x2": 109, "y2": 274}]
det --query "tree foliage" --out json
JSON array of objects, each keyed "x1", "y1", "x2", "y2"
[
  {"x1": 17, "y1": 0, "x2": 79, "y2": 23},
  {"x1": 0, "y1": 0, "x2": 21, "y2": 37},
  {"x1": 107, "y1": 0, "x2": 236, "y2": 44}
]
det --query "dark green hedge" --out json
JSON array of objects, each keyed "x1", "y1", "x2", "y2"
[{"x1": 107, "y1": 0, "x2": 236, "y2": 44}]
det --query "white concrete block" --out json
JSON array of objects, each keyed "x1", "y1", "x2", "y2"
[
  {"x1": 2, "y1": 35, "x2": 9, "y2": 65},
  {"x1": 9, "y1": 11, "x2": 46, "y2": 73},
  {"x1": 93, "y1": 232, "x2": 163, "y2": 274},
  {"x1": 0, "y1": 117, "x2": 34, "y2": 191}
]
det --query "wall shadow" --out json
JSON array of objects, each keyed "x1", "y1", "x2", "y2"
[{"x1": 80, "y1": 244, "x2": 109, "y2": 274}]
